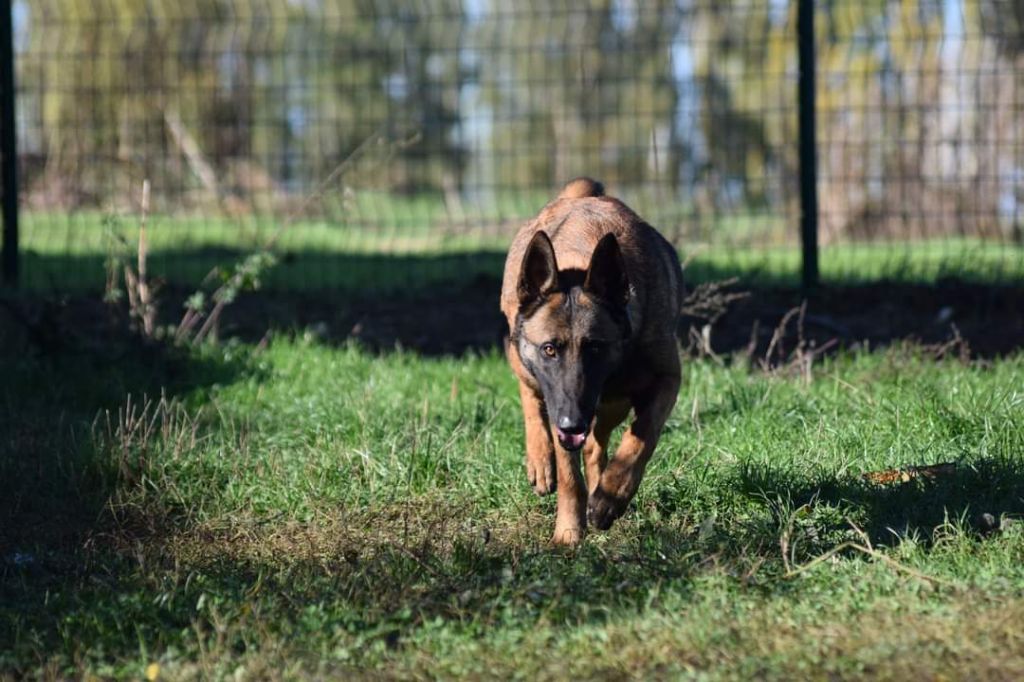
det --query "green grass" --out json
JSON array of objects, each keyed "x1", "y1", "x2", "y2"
[
  {"x1": 19, "y1": 211, "x2": 1024, "y2": 292},
  {"x1": 4, "y1": 334, "x2": 1024, "y2": 679}
]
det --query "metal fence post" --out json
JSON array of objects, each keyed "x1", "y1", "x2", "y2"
[
  {"x1": 1, "y1": 0, "x2": 17, "y2": 288},
  {"x1": 797, "y1": 0, "x2": 818, "y2": 290}
]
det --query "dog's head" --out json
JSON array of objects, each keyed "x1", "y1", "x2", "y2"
[{"x1": 514, "y1": 231, "x2": 632, "y2": 451}]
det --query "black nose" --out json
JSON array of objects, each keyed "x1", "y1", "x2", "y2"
[{"x1": 557, "y1": 415, "x2": 586, "y2": 435}]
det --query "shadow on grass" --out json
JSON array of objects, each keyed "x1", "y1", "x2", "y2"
[
  {"x1": 0, "y1": 296, "x2": 250, "y2": 552},
  {"x1": 1, "y1": 491, "x2": 710, "y2": 672},
  {"x1": 6, "y1": 452, "x2": 1024, "y2": 672},
  {"x1": 0, "y1": 304, "x2": 260, "y2": 672},
  {"x1": 23, "y1": 448, "x2": 1024, "y2": 673},
  {"x1": 738, "y1": 457, "x2": 1024, "y2": 546},
  {"x1": 19, "y1": 248, "x2": 513, "y2": 297},
  {"x1": 17, "y1": 247, "x2": 1024, "y2": 357}
]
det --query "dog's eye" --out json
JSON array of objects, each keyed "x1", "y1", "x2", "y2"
[
  {"x1": 541, "y1": 343, "x2": 557, "y2": 358},
  {"x1": 583, "y1": 340, "x2": 606, "y2": 354}
]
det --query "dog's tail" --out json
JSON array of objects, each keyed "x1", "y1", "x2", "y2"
[{"x1": 558, "y1": 177, "x2": 605, "y2": 200}]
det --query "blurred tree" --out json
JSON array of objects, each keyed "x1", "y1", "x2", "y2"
[
  {"x1": 689, "y1": 0, "x2": 796, "y2": 214},
  {"x1": 16, "y1": 0, "x2": 467, "y2": 212},
  {"x1": 472, "y1": 0, "x2": 682, "y2": 193},
  {"x1": 13, "y1": 0, "x2": 1023, "y2": 243}
]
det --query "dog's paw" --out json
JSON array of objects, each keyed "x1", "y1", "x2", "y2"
[
  {"x1": 526, "y1": 453, "x2": 556, "y2": 496},
  {"x1": 550, "y1": 524, "x2": 585, "y2": 547},
  {"x1": 587, "y1": 486, "x2": 628, "y2": 531}
]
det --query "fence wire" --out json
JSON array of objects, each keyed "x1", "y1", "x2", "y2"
[{"x1": 8, "y1": 0, "x2": 1024, "y2": 293}]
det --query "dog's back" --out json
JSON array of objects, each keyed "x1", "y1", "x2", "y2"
[{"x1": 500, "y1": 178, "x2": 684, "y2": 349}]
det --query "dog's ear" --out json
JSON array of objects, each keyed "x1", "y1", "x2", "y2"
[
  {"x1": 518, "y1": 231, "x2": 560, "y2": 304},
  {"x1": 584, "y1": 233, "x2": 629, "y2": 307}
]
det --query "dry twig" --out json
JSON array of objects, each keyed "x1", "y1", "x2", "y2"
[{"x1": 122, "y1": 180, "x2": 157, "y2": 338}]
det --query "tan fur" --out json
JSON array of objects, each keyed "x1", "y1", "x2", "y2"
[
  {"x1": 558, "y1": 177, "x2": 605, "y2": 200},
  {"x1": 501, "y1": 178, "x2": 684, "y2": 545}
]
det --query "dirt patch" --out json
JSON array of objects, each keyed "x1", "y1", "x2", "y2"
[
  {"x1": 224, "y1": 276, "x2": 1024, "y2": 360},
  {"x1": 4, "y1": 276, "x2": 1023, "y2": 359},
  {"x1": 690, "y1": 278, "x2": 1024, "y2": 360}
]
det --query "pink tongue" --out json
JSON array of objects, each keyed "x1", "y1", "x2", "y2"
[{"x1": 559, "y1": 431, "x2": 586, "y2": 449}]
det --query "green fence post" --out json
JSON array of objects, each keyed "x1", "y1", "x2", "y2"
[
  {"x1": 798, "y1": 0, "x2": 819, "y2": 290},
  {"x1": 1, "y1": 0, "x2": 18, "y2": 288}
]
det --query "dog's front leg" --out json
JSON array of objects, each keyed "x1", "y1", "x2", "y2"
[
  {"x1": 518, "y1": 380, "x2": 556, "y2": 496},
  {"x1": 587, "y1": 370, "x2": 680, "y2": 531},
  {"x1": 583, "y1": 398, "x2": 632, "y2": 494},
  {"x1": 551, "y1": 438, "x2": 588, "y2": 546}
]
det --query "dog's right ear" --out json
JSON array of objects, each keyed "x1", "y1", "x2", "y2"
[
  {"x1": 584, "y1": 233, "x2": 629, "y2": 308},
  {"x1": 517, "y1": 231, "x2": 559, "y2": 304}
]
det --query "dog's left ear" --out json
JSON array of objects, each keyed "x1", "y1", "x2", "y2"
[
  {"x1": 584, "y1": 233, "x2": 629, "y2": 307},
  {"x1": 517, "y1": 231, "x2": 560, "y2": 305}
]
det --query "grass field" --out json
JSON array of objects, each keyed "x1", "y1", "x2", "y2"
[
  {"x1": 4, "y1": 331, "x2": 1024, "y2": 678},
  {"x1": 19, "y1": 211, "x2": 1024, "y2": 292}
]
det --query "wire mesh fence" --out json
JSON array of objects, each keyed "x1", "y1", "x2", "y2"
[
  {"x1": 5, "y1": 0, "x2": 1024, "y2": 294},
  {"x1": 816, "y1": 0, "x2": 1024, "y2": 281}
]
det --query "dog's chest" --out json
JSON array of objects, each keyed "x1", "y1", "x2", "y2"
[{"x1": 602, "y1": 349, "x2": 659, "y2": 400}]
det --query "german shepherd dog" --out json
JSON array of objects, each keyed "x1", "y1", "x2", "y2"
[{"x1": 500, "y1": 178, "x2": 684, "y2": 545}]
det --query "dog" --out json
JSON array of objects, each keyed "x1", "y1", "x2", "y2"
[{"x1": 500, "y1": 178, "x2": 684, "y2": 545}]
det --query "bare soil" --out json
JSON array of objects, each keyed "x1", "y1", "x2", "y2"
[{"x1": 5, "y1": 276, "x2": 1022, "y2": 362}]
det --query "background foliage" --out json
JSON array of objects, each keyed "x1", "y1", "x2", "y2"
[{"x1": 11, "y1": 0, "x2": 1024, "y2": 288}]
